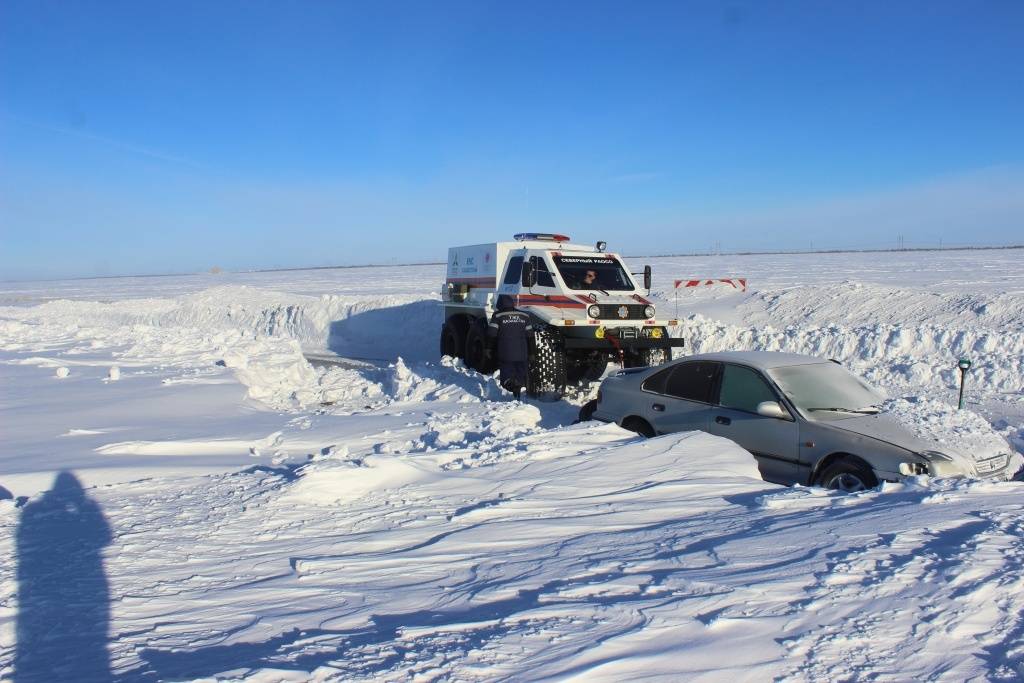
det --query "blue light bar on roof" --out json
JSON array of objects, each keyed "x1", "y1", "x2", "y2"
[{"x1": 513, "y1": 233, "x2": 571, "y2": 242}]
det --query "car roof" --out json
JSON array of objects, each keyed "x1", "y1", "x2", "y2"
[{"x1": 679, "y1": 351, "x2": 831, "y2": 370}]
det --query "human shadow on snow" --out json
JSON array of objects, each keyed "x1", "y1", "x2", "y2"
[{"x1": 14, "y1": 471, "x2": 113, "y2": 683}]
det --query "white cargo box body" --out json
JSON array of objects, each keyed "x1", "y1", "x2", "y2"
[
  {"x1": 446, "y1": 240, "x2": 595, "y2": 293},
  {"x1": 446, "y1": 243, "x2": 507, "y2": 290}
]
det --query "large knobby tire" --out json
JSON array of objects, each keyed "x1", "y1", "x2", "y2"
[
  {"x1": 527, "y1": 328, "x2": 567, "y2": 399},
  {"x1": 816, "y1": 458, "x2": 879, "y2": 493},
  {"x1": 464, "y1": 322, "x2": 496, "y2": 374},
  {"x1": 624, "y1": 347, "x2": 669, "y2": 368},
  {"x1": 622, "y1": 416, "x2": 656, "y2": 438},
  {"x1": 642, "y1": 347, "x2": 670, "y2": 367},
  {"x1": 439, "y1": 322, "x2": 464, "y2": 359}
]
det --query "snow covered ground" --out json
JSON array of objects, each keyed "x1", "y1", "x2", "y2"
[{"x1": 2, "y1": 248, "x2": 1023, "y2": 680}]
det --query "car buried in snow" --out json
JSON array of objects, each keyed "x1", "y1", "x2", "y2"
[{"x1": 583, "y1": 351, "x2": 1017, "y2": 490}]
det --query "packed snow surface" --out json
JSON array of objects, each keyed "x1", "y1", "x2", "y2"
[{"x1": 2, "y1": 248, "x2": 1024, "y2": 680}]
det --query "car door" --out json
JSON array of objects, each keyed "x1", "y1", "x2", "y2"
[
  {"x1": 643, "y1": 361, "x2": 720, "y2": 434},
  {"x1": 706, "y1": 363, "x2": 800, "y2": 484}
]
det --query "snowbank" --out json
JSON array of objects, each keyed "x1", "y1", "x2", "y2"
[{"x1": 3, "y1": 251, "x2": 1024, "y2": 681}]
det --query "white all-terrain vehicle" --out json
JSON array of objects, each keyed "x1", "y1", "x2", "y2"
[{"x1": 440, "y1": 233, "x2": 685, "y2": 397}]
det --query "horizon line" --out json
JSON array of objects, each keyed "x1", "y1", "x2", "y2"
[{"x1": 4, "y1": 243, "x2": 1023, "y2": 285}]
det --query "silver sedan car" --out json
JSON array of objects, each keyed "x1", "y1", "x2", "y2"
[{"x1": 586, "y1": 351, "x2": 1016, "y2": 490}]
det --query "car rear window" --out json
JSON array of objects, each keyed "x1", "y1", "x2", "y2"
[
  {"x1": 642, "y1": 367, "x2": 673, "y2": 394},
  {"x1": 663, "y1": 361, "x2": 719, "y2": 403}
]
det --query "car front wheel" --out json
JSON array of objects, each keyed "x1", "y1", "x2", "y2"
[{"x1": 816, "y1": 459, "x2": 879, "y2": 492}]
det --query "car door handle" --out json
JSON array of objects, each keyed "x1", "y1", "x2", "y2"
[
  {"x1": 715, "y1": 415, "x2": 731, "y2": 425},
  {"x1": 652, "y1": 403, "x2": 665, "y2": 412}
]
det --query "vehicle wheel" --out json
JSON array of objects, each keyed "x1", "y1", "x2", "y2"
[
  {"x1": 527, "y1": 328, "x2": 567, "y2": 399},
  {"x1": 621, "y1": 416, "x2": 655, "y2": 438},
  {"x1": 815, "y1": 459, "x2": 879, "y2": 492},
  {"x1": 624, "y1": 348, "x2": 668, "y2": 368},
  {"x1": 641, "y1": 347, "x2": 669, "y2": 367},
  {"x1": 464, "y1": 321, "x2": 496, "y2": 374},
  {"x1": 439, "y1": 321, "x2": 464, "y2": 359},
  {"x1": 566, "y1": 357, "x2": 608, "y2": 384},
  {"x1": 578, "y1": 399, "x2": 598, "y2": 422}
]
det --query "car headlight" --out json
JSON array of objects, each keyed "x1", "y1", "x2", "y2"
[
  {"x1": 588, "y1": 304, "x2": 601, "y2": 318},
  {"x1": 643, "y1": 305, "x2": 656, "y2": 318}
]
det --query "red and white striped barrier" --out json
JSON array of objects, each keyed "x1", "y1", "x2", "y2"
[{"x1": 674, "y1": 278, "x2": 747, "y2": 292}]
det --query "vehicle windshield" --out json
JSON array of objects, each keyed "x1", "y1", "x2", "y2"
[
  {"x1": 766, "y1": 362, "x2": 884, "y2": 421},
  {"x1": 553, "y1": 255, "x2": 635, "y2": 291}
]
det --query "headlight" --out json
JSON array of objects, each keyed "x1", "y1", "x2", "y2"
[
  {"x1": 643, "y1": 305, "x2": 656, "y2": 318},
  {"x1": 588, "y1": 304, "x2": 601, "y2": 318}
]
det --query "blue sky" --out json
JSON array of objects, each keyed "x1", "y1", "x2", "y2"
[{"x1": 2, "y1": 1, "x2": 1023, "y2": 279}]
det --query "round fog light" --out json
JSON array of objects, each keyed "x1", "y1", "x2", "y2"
[
  {"x1": 588, "y1": 304, "x2": 601, "y2": 318},
  {"x1": 644, "y1": 305, "x2": 656, "y2": 318}
]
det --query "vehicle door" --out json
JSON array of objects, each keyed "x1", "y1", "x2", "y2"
[
  {"x1": 642, "y1": 361, "x2": 720, "y2": 434},
  {"x1": 517, "y1": 254, "x2": 562, "y2": 310},
  {"x1": 707, "y1": 363, "x2": 800, "y2": 485},
  {"x1": 526, "y1": 255, "x2": 558, "y2": 291}
]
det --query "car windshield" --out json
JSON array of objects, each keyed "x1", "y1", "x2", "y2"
[
  {"x1": 766, "y1": 362, "x2": 884, "y2": 420},
  {"x1": 553, "y1": 255, "x2": 635, "y2": 291}
]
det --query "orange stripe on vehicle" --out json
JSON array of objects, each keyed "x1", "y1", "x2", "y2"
[{"x1": 447, "y1": 277, "x2": 497, "y2": 287}]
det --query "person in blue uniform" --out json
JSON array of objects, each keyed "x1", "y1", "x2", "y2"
[{"x1": 488, "y1": 295, "x2": 533, "y2": 399}]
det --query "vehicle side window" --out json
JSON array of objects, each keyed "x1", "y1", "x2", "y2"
[
  {"x1": 718, "y1": 364, "x2": 778, "y2": 413},
  {"x1": 665, "y1": 362, "x2": 719, "y2": 403},
  {"x1": 642, "y1": 367, "x2": 674, "y2": 394},
  {"x1": 503, "y1": 256, "x2": 524, "y2": 285},
  {"x1": 530, "y1": 256, "x2": 556, "y2": 288}
]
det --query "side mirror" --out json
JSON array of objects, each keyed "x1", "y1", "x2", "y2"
[
  {"x1": 643, "y1": 265, "x2": 652, "y2": 291},
  {"x1": 521, "y1": 260, "x2": 536, "y2": 288},
  {"x1": 756, "y1": 401, "x2": 789, "y2": 420}
]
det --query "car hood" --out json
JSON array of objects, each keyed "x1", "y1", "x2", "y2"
[
  {"x1": 827, "y1": 414, "x2": 933, "y2": 454},
  {"x1": 828, "y1": 412, "x2": 1011, "y2": 468}
]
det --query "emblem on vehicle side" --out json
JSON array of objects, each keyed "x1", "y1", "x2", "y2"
[{"x1": 617, "y1": 306, "x2": 629, "y2": 319}]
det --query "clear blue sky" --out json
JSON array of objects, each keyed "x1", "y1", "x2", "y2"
[{"x1": 2, "y1": 1, "x2": 1022, "y2": 279}]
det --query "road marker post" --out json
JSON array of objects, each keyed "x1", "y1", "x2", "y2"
[{"x1": 957, "y1": 358, "x2": 972, "y2": 409}]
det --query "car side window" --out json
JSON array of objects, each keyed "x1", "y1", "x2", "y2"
[
  {"x1": 718, "y1": 364, "x2": 778, "y2": 413},
  {"x1": 503, "y1": 256, "x2": 524, "y2": 285},
  {"x1": 664, "y1": 362, "x2": 719, "y2": 403},
  {"x1": 530, "y1": 256, "x2": 556, "y2": 288},
  {"x1": 642, "y1": 367, "x2": 674, "y2": 394}
]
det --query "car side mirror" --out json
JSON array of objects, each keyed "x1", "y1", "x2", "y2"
[
  {"x1": 643, "y1": 265, "x2": 652, "y2": 291},
  {"x1": 756, "y1": 401, "x2": 789, "y2": 419},
  {"x1": 521, "y1": 260, "x2": 536, "y2": 288}
]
